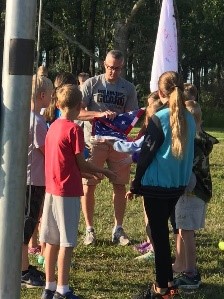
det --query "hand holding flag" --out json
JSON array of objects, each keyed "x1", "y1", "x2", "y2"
[{"x1": 91, "y1": 108, "x2": 145, "y2": 141}]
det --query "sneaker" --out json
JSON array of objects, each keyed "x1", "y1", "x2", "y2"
[
  {"x1": 53, "y1": 290, "x2": 80, "y2": 299},
  {"x1": 134, "y1": 250, "x2": 155, "y2": 261},
  {"x1": 28, "y1": 245, "x2": 41, "y2": 255},
  {"x1": 112, "y1": 227, "x2": 130, "y2": 246},
  {"x1": 83, "y1": 229, "x2": 96, "y2": 245},
  {"x1": 174, "y1": 272, "x2": 201, "y2": 289},
  {"x1": 41, "y1": 289, "x2": 55, "y2": 299},
  {"x1": 150, "y1": 284, "x2": 171, "y2": 299},
  {"x1": 21, "y1": 268, "x2": 45, "y2": 288},
  {"x1": 168, "y1": 286, "x2": 181, "y2": 298},
  {"x1": 133, "y1": 242, "x2": 151, "y2": 254},
  {"x1": 28, "y1": 264, "x2": 45, "y2": 279}
]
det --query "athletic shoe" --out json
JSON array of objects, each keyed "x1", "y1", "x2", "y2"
[
  {"x1": 53, "y1": 290, "x2": 80, "y2": 299},
  {"x1": 83, "y1": 228, "x2": 96, "y2": 245},
  {"x1": 151, "y1": 284, "x2": 181, "y2": 299},
  {"x1": 21, "y1": 267, "x2": 45, "y2": 288},
  {"x1": 112, "y1": 227, "x2": 130, "y2": 246},
  {"x1": 28, "y1": 264, "x2": 45, "y2": 279},
  {"x1": 168, "y1": 285, "x2": 181, "y2": 298},
  {"x1": 134, "y1": 250, "x2": 155, "y2": 261},
  {"x1": 174, "y1": 271, "x2": 201, "y2": 289},
  {"x1": 28, "y1": 245, "x2": 41, "y2": 255},
  {"x1": 132, "y1": 284, "x2": 180, "y2": 299},
  {"x1": 133, "y1": 242, "x2": 151, "y2": 254},
  {"x1": 41, "y1": 289, "x2": 55, "y2": 299}
]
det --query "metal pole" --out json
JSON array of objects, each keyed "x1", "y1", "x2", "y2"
[{"x1": 0, "y1": 1, "x2": 37, "y2": 298}]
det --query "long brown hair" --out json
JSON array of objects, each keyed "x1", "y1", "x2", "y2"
[
  {"x1": 44, "y1": 72, "x2": 77, "y2": 122},
  {"x1": 158, "y1": 71, "x2": 187, "y2": 159}
]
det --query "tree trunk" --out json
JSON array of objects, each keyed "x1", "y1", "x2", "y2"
[
  {"x1": 83, "y1": 0, "x2": 98, "y2": 75},
  {"x1": 114, "y1": 0, "x2": 145, "y2": 78},
  {"x1": 74, "y1": 0, "x2": 83, "y2": 74}
]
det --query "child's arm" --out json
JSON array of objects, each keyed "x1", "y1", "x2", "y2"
[
  {"x1": 76, "y1": 153, "x2": 116, "y2": 181},
  {"x1": 113, "y1": 135, "x2": 144, "y2": 153}
]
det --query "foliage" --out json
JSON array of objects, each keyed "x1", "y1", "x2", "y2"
[{"x1": 1, "y1": 1, "x2": 224, "y2": 105}]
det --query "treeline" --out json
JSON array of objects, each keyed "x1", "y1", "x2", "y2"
[{"x1": 1, "y1": 0, "x2": 224, "y2": 107}]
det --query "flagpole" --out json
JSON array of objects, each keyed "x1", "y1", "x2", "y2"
[
  {"x1": 0, "y1": 1, "x2": 37, "y2": 298},
  {"x1": 173, "y1": 0, "x2": 181, "y2": 72}
]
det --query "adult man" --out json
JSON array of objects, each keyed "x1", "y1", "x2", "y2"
[{"x1": 78, "y1": 49, "x2": 138, "y2": 246}]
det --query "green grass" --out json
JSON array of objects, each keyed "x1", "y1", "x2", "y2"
[{"x1": 21, "y1": 128, "x2": 224, "y2": 299}]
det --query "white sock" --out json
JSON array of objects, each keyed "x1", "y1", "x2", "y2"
[
  {"x1": 56, "y1": 285, "x2": 70, "y2": 295},
  {"x1": 45, "y1": 281, "x2": 57, "y2": 291},
  {"x1": 113, "y1": 225, "x2": 122, "y2": 234},
  {"x1": 86, "y1": 226, "x2": 94, "y2": 232}
]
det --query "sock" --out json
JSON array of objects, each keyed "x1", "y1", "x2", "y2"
[
  {"x1": 56, "y1": 285, "x2": 70, "y2": 295},
  {"x1": 45, "y1": 281, "x2": 57, "y2": 291},
  {"x1": 86, "y1": 226, "x2": 94, "y2": 232},
  {"x1": 113, "y1": 225, "x2": 122, "y2": 234}
]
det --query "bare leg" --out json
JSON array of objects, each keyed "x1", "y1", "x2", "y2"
[
  {"x1": 57, "y1": 247, "x2": 73, "y2": 286},
  {"x1": 28, "y1": 224, "x2": 39, "y2": 248},
  {"x1": 81, "y1": 185, "x2": 96, "y2": 227},
  {"x1": 172, "y1": 232, "x2": 186, "y2": 273},
  {"x1": 44, "y1": 243, "x2": 59, "y2": 282},
  {"x1": 40, "y1": 242, "x2": 46, "y2": 257},
  {"x1": 143, "y1": 201, "x2": 154, "y2": 246},
  {"x1": 113, "y1": 184, "x2": 126, "y2": 226},
  {"x1": 22, "y1": 244, "x2": 29, "y2": 271},
  {"x1": 180, "y1": 229, "x2": 196, "y2": 272}
]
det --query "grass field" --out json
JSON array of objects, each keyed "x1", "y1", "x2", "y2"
[{"x1": 21, "y1": 128, "x2": 224, "y2": 299}]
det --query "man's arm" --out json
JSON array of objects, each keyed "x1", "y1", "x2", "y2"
[
  {"x1": 77, "y1": 77, "x2": 117, "y2": 121},
  {"x1": 77, "y1": 106, "x2": 117, "y2": 121}
]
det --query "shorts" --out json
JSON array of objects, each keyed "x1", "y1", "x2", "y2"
[
  {"x1": 175, "y1": 194, "x2": 207, "y2": 230},
  {"x1": 39, "y1": 193, "x2": 80, "y2": 247},
  {"x1": 24, "y1": 185, "x2": 45, "y2": 244},
  {"x1": 82, "y1": 141, "x2": 130, "y2": 185}
]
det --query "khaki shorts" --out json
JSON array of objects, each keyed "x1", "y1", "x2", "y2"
[
  {"x1": 175, "y1": 194, "x2": 207, "y2": 230},
  {"x1": 39, "y1": 193, "x2": 80, "y2": 247},
  {"x1": 82, "y1": 141, "x2": 131, "y2": 185}
]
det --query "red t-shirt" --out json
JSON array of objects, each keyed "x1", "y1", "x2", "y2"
[{"x1": 45, "y1": 118, "x2": 84, "y2": 196}]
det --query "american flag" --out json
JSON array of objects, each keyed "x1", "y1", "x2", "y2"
[{"x1": 91, "y1": 108, "x2": 145, "y2": 141}]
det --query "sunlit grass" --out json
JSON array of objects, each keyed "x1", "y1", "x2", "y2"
[{"x1": 21, "y1": 129, "x2": 224, "y2": 299}]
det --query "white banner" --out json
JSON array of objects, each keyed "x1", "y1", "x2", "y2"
[{"x1": 150, "y1": 0, "x2": 178, "y2": 92}]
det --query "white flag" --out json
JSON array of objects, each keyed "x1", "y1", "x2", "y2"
[{"x1": 150, "y1": 0, "x2": 178, "y2": 92}]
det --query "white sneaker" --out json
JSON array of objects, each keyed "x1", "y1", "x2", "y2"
[
  {"x1": 112, "y1": 227, "x2": 130, "y2": 246},
  {"x1": 83, "y1": 229, "x2": 96, "y2": 245}
]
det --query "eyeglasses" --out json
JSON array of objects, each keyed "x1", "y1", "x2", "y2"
[{"x1": 105, "y1": 63, "x2": 123, "y2": 71}]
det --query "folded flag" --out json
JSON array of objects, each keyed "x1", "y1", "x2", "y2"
[{"x1": 91, "y1": 108, "x2": 145, "y2": 141}]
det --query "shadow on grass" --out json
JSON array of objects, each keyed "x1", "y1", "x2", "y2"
[{"x1": 180, "y1": 283, "x2": 224, "y2": 299}]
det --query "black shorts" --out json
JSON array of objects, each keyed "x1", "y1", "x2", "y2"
[{"x1": 23, "y1": 185, "x2": 45, "y2": 244}]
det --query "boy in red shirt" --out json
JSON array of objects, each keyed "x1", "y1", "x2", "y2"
[{"x1": 40, "y1": 84, "x2": 116, "y2": 299}]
